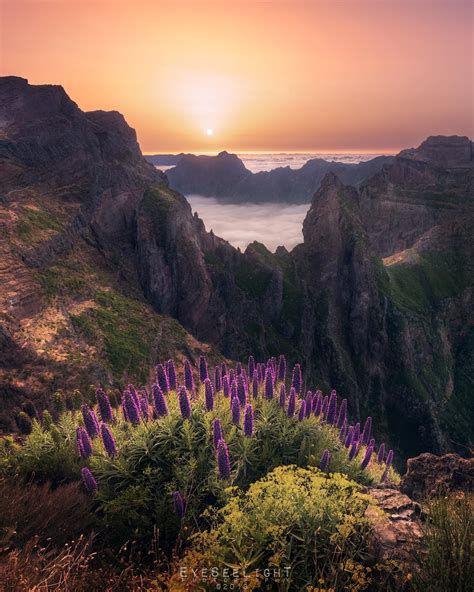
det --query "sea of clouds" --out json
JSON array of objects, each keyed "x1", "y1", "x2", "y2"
[
  {"x1": 186, "y1": 195, "x2": 308, "y2": 252},
  {"x1": 181, "y1": 153, "x2": 381, "y2": 252}
]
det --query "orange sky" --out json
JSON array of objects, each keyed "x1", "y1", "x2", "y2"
[{"x1": 1, "y1": 0, "x2": 473, "y2": 153}]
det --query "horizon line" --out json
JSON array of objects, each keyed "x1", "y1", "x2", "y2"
[{"x1": 143, "y1": 148, "x2": 400, "y2": 156}]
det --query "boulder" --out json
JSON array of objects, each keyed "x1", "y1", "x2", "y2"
[
  {"x1": 400, "y1": 453, "x2": 474, "y2": 500},
  {"x1": 366, "y1": 487, "x2": 424, "y2": 565}
]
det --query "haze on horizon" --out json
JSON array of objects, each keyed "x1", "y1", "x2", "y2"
[{"x1": 1, "y1": 0, "x2": 473, "y2": 154}]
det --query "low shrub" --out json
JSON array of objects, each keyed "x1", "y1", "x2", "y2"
[
  {"x1": 170, "y1": 466, "x2": 376, "y2": 591},
  {"x1": 2, "y1": 355, "x2": 398, "y2": 553},
  {"x1": 411, "y1": 492, "x2": 474, "y2": 592}
]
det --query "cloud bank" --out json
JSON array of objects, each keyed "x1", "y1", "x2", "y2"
[{"x1": 186, "y1": 195, "x2": 309, "y2": 252}]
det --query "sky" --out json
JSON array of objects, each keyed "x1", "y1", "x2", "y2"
[{"x1": 1, "y1": 0, "x2": 473, "y2": 153}]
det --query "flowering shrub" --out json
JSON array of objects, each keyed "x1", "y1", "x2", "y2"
[
  {"x1": 176, "y1": 466, "x2": 376, "y2": 591},
  {"x1": 2, "y1": 355, "x2": 398, "y2": 550}
]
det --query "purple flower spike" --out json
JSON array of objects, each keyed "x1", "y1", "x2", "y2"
[
  {"x1": 184, "y1": 359, "x2": 195, "y2": 395},
  {"x1": 213, "y1": 418, "x2": 223, "y2": 448},
  {"x1": 179, "y1": 387, "x2": 192, "y2": 419},
  {"x1": 248, "y1": 355, "x2": 255, "y2": 378},
  {"x1": 326, "y1": 391, "x2": 337, "y2": 425},
  {"x1": 279, "y1": 383, "x2": 286, "y2": 408},
  {"x1": 291, "y1": 364, "x2": 302, "y2": 394},
  {"x1": 139, "y1": 393, "x2": 150, "y2": 421},
  {"x1": 264, "y1": 368, "x2": 274, "y2": 400},
  {"x1": 339, "y1": 419, "x2": 347, "y2": 442},
  {"x1": 381, "y1": 450, "x2": 394, "y2": 482},
  {"x1": 173, "y1": 491, "x2": 185, "y2": 518},
  {"x1": 199, "y1": 355, "x2": 208, "y2": 382},
  {"x1": 368, "y1": 438, "x2": 375, "y2": 449},
  {"x1": 337, "y1": 399, "x2": 347, "y2": 429},
  {"x1": 243, "y1": 404, "x2": 254, "y2": 437},
  {"x1": 221, "y1": 362, "x2": 228, "y2": 377},
  {"x1": 81, "y1": 405, "x2": 99, "y2": 438},
  {"x1": 100, "y1": 422, "x2": 117, "y2": 458},
  {"x1": 360, "y1": 444, "x2": 374, "y2": 470},
  {"x1": 217, "y1": 439, "x2": 231, "y2": 480},
  {"x1": 313, "y1": 391, "x2": 322, "y2": 416},
  {"x1": 123, "y1": 391, "x2": 140, "y2": 425},
  {"x1": 128, "y1": 384, "x2": 139, "y2": 407},
  {"x1": 214, "y1": 366, "x2": 222, "y2": 392},
  {"x1": 277, "y1": 355, "x2": 286, "y2": 382},
  {"x1": 252, "y1": 370, "x2": 259, "y2": 399},
  {"x1": 122, "y1": 397, "x2": 129, "y2": 422},
  {"x1": 287, "y1": 387, "x2": 296, "y2": 417},
  {"x1": 298, "y1": 401, "x2": 306, "y2": 421},
  {"x1": 380, "y1": 450, "x2": 393, "y2": 483},
  {"x1": 81, "y1": 467, "x2": 97, "y2": 494},
  {"x1": 152, "y1": 383, "x2": 168, "y2": 417},
  {"x1": 235, "y1": 362, "x2": 242, "y2": 376},
  {"x1": 361, "y1": 417, "x2": 372, "y2": 446},
  {"x1": 237, "y1": 375, "x2": 247, "y2": 406},
  {"x1": 167, "y1": 360, "x2": 177, "y2": 391},
  {"x1": 344, "y1": 426, "x2": 354, "y2": 448},
  {"x1": 96, "y1": 389, "x2": 113, "y2": 424},
  {"x1": 230, "y1": 381, "x2": 238, "y2": 402},
  {"x1": 348, "y1": 440, "x2": 359, "y2": 461},
  {"x1": 320, "y1": 449, "x2": 330, "y2": 471},
  {"x1": 377, "y1": 443, "x2": 385, "y2": 463},
  {"x1": 353, "y1": 422, "x2": 361, "y2": 442},
  {"x1": 156, "y1": 364, "x2": 169, "y2": 393},
  {"x1": 231, "y1": 397, "x2": 241, "y2": 425},
  {"x1": 229, "y1": 368, "x2": 235, "y2": 384},
  {"x1": 305, "y1": 391, "x2": 312, "y2": 418},
  {"x1": 204, "y1": 378, "x2": 214, "y2": 412},
  {"x1": 223, "y1": 376, "x2": 230, "y2": 398},
  {"x1": 320, "y1": 395, "x2": 329, "y2": 419},
  {"x1": 76, "y1": 426, "x2": 92, "y2": 459}
]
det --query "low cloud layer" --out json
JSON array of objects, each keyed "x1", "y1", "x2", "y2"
[{"x1": 186, "y1": 195, "x2": 309, "y2": 252}]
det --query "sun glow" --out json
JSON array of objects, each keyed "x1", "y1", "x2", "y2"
[{"x1": 206, "y1": 128, "x2": 214, "y2": 136}]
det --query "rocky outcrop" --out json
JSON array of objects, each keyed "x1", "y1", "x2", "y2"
[
  {"x1": 399, "y1": 135, "x2": 473, "y2": 168},
  {"x1": 366, "y1": 487, "x2": 424, "y2": 565},
  {"x1": 400, "y1": 453, "x2": 474, "y2": 500},
  {"x1": 166, "y1": 150, "x2": 393, "y2": 204}
]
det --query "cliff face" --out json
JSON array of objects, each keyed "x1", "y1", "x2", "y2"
[
  {"x1": 1, "y1": 77, "x2": 472, "y2": 461},
  {"x1": 0, "y1": 77, "x2": 223, "y2": 428},
  {"x1": 165, "y1": 151, "x2": 394, "y2": 204}
]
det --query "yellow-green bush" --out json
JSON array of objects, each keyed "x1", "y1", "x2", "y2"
[{"x1": 175, "y1": 466, "x2": 377, "y2": 591}]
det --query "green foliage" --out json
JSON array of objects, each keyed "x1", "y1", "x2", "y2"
[
  {"x1": 235, "y1": 260, "x2": 272, "y2": 297},
  {"x1": 6, "y1": 417, "x2": 82, "y2": 485},
  {"x1": 52, "y1": 391, "x2": 65, "y2": 413},
  {"x1": 412, "y1": 493, "x2": 474, "y2": 592},
  {"x1": 17, "y1": 206, "x2": 63, "y2": 243},
  {"x1": 180, "y1": 466, "x2": 375, "y2": 591},
  {"x1": 42, "y1": 410, "x2": 54, "y2": 431},
  {"x1": 15, "y1": 412, "x2": 33, "y2": 435},
  {"x1": 385, "y1": 252, "x2": 470, "y2": 313},
  {"x1": 2, "y1": 384, "x2": 394, "y2": 551},
  {"x1": 141, "y1": 184, "x2": 180, "y2": 242}
]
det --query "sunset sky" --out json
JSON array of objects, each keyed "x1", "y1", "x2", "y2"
[{"x1": 1, "y1": 0, "x2": 473, "y2": 153}]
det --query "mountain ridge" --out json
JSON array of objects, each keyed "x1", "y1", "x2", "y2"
[{"x1": 0, "y1": 76, "x2": 472, "y2": 461}]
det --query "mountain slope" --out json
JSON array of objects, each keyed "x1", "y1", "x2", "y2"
[{"x1": 1, "y1": 77, "x2": 472, "y2": 460}]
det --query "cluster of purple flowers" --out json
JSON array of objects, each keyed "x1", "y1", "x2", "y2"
[{"x1": 76, "y1": 354, "x2": 395, "y2": 495}]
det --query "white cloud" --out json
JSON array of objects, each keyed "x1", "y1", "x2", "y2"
[{"x1": 186, "y1": 195, "x2": 309, "y2": 252}]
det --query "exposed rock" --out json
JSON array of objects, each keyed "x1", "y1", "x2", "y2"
[
  {"x1": 399, "y1": 135, "x2": 473, "y2": 168},
  {"x1": 366, "y1": 487, "x2": 424, "y2": 565},
  {"x1": 400, "y1": 453, "x2": 474, "y2": 500}
]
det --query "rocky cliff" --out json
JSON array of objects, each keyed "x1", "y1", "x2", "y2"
[
  {"x1": 0, "y1": 77, "x2": 472, "y2": 462},
  {"x1": 165, "y1": 150, "x2": 394, "y2": 203}
]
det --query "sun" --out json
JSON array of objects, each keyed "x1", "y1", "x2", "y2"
[{"x1": 206, "y1": 128, "x2": 214, "y2": 136}]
